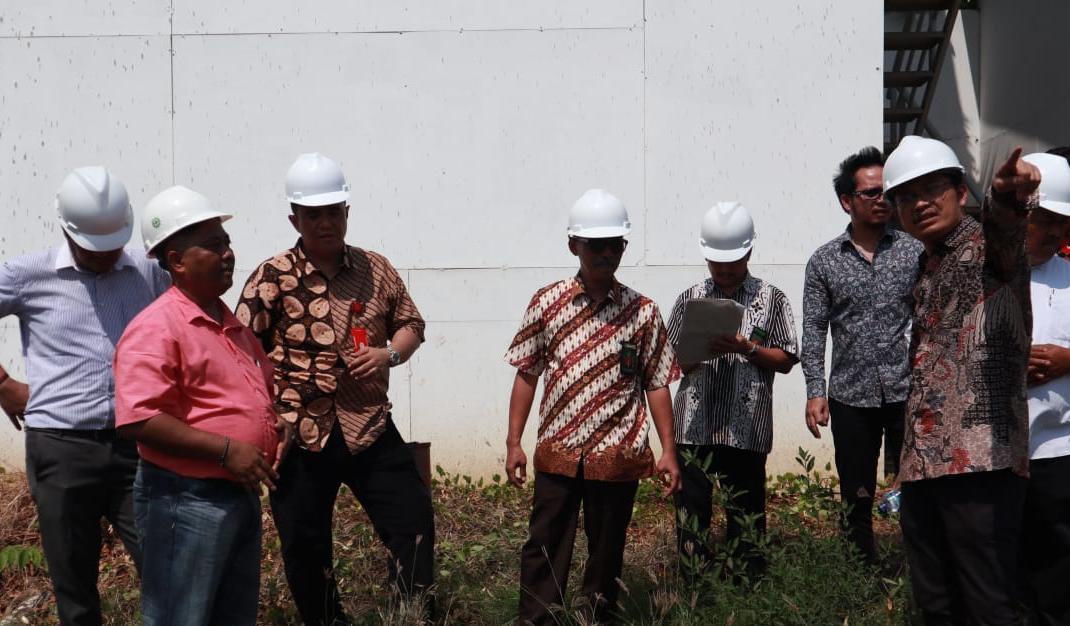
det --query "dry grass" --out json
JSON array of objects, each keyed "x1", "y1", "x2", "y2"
[{"x1": 0, "y1": 462, "x2": 909, "y2": 626}]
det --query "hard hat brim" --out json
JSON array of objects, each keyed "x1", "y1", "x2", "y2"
[
  {"x1": 1040, "y1": 200, "x2": 1070, "y2": 217},
  {"x1": 884, "y1": 164, "x2": 965, "y2": 194},
  {"x1": 288, "y1": 190, "x2": 351, "y2": 208},
  {"x1": 702, "y1": 243, "x2": 751, "y2": 263},
  {"x1": 145, "y1": 212, "x2": 233, "y2": 257},
  {"x1": 61, "y1": 221, "x2": 134, "y2": 253},
  {"x1": 567, "y1": 225, "x2": 631, "y2": 239}
]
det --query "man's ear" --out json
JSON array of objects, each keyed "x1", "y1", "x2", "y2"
[
  {"x1": 839, "y1": 194, "x2": 852, "y2": 215},
  {"x1": 567, "y1": 238, "x2": 579, "y2": 257},
  {"x1": 165, "y1": 248, "x2": 185, "y2": 278},
  {"x1": 956, "y1": 184, "x2": 969, "y2": 209},
  {"x1": 288, "y1": 212, "x2": 300, "y2": 233}
]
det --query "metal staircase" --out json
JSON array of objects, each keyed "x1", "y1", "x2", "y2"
[{"x1": 884, "y1": 0, "x2": 961, "y2": 154}]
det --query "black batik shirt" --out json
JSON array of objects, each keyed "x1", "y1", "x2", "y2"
[
  {"x1": 666, "y1": 274, "x2": 798, "y2": 453},
  {"x1": 801, "y1": 227, "x2": 923, "y2": 407}
]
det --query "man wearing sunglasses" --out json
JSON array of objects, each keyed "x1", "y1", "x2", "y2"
[
  {"x1": 800, "y1": 146, "x2": 922, "y2": 565},
  {"x1": 504, "y1": 188, "x2": 681, "y2": 624},
  {"x1": 884, "y1": 136, "x2": 1040, "y2": 625}
]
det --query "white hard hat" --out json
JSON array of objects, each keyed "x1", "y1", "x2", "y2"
[
  {"x1": 1022, "y1": 153, "x2": 1070, "y2": 217},
  {"x1": 567, "y1": 189, "x2": 631, "y2": 238},
  {"x1": 285, "y1": 152, "x2": 350, "y2": 207},
  {"x1": 141, "y1": 186, "x2": 232, "y2": 257},
  {"x1": 55, "y1": 166, "x2": 133, "y2": 252},
  {"x1": 700, "y1": 202, "x2": 755, "y2": 263},
  {"x1": 883, "y1": 135, "x2": 964, "y2": 194}
]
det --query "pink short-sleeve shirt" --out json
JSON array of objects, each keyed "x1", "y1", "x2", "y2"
[{"x1": 115, "y1": 286, "x2": 279, "y2": 480}]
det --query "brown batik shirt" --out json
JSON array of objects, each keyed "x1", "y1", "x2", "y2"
[
  {"x1": 899, "y1": 190, "x2": 1037, "y2": 483},
  {"x1": 504, "y1": 277, "x2": 679, "y2": 481},
  {"x1": 237, "y1": 240, "x2": 425, "y2": 453}
]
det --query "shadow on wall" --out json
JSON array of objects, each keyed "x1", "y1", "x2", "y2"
[{"x1": 975, "y1": 0, "x2": 1070, "y2": 184}]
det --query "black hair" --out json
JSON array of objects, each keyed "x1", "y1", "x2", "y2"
[
  {"x1": 154, "y1": 223, "x2": 204, "y2": 272},
  {"x1": 1047, "y1": 146, "x2": 1070, "y2": 165},
  {"x1": 833, "y1": 146, "x2": 885, "y2": 198}
]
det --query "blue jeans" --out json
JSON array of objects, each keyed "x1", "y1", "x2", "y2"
[{"x1": 134, "y1": 461, "x2": 261, "y2": 626}]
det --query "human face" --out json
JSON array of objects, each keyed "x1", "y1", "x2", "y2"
[
  {"x1": 568, "y1": 236, "x2": 626, "y2": 282},
  {"x1": 168, "y1": 219, "x2": 235, "y2": 299},
  {"x1": 1026, "y1": 206, "x2": 1070, "y2": 267},
  {"x1": 892, "y1": 171, "x2": 967, "y2": 246},
  {"x1": 840, "y1": 165, "x2": 890, "y2": 227},
  {"x1": 289, "y1": 202, "x2": 349, "y2": 259},
  {"x1": 707, "y1": 250, "x2": 751, "y2": 293},
  {"x1": 65, "y1": 235, "x2": 123, "y2": 274}
]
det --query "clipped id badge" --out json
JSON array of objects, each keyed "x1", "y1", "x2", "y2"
[{"x1": 620, "y1": 341, "x2": 639, "y2": 377}]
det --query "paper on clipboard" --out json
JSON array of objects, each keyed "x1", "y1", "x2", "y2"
[{"x1": 675, "y1": 298, "x2": 745, "y2": 366}]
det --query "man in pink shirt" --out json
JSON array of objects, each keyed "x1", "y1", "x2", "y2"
[{"x1": 114, "y1": 186, "x2": 291, "y2": 626}]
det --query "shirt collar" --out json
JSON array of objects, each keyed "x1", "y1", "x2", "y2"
[
  {"x1": 293, "y1": 238, "x2": 353, "y2": 271},
  {"x1": 568, "y1": 274, "x2": 622, "y2": 305},
  {"x1": 935, "y1": 215, "x2": 978, "y2": 254},
  {"x1": 837, "y1": 224, "x2": 894, "y2": 251},
  {"x1": 705, "y1": 273, "x2": 758, "y2": 298},
  {"x1": 168, "y1": 285, "x2": 243, "y2": 331},
  {"x1": 54, "y1": 244, "x2": 136, "y2": 273}
]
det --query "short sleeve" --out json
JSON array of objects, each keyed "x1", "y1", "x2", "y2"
[
  {"x1": 114, "y1": 317, "x2": 183, "y2": 426},
  {"x1": 504, "y1": 292, "x2": 547, "y2": 377},
  {"x1": 385, "y1": 261, "x2": 426, "y2": 342},
  {"x1": 0, "y1": 259, "x2": 23, "y2": 319},
  {"x1": 766, "y1": 287, "x2": 800, "y2": 359},
  {"x1": 666, "y1": 289, "x2": 689, "y2": 349},
  {"x1": 640, "y1": 301, "x2": 681, "y2": 390},
  {"x1": 236, "y1": 262, "x2": 281, "y2": 351}
]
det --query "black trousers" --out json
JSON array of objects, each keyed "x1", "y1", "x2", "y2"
[
  {"x1": 1022, "y1": 454, "x2": 1070, "y2": 625},
  {"x1": 828, "y1": 399, "x2": 905, "y2": 563},
  {"x1": 24, "y1": 428, "x2": 142, "y2": 626},
  {"x1": 900, "y1": 469, "x2": 1025, "y2": 626},
  {"x1": 518, "y1": 468, "x2": 638, "y2": 625},
  {"x1": 674, "y1": 444, "x2": 767, "y2": 581},
  {"x1": 270, "y1": 419, "x2": 435, "y2": 626}
]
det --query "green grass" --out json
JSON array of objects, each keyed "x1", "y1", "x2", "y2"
[{"x1": 0, "y1": 449, "x2": 910, "y2": 625}]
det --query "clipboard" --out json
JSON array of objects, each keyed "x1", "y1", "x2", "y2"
[{"x1": 675, "y1": 298, "x2": 745, "y2": 367}]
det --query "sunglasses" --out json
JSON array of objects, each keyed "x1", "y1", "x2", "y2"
[
  {"x1": 573, "y1": 237, "x2": 628, "y2": 254},
  {"x1": 851, "y1": 187, "x2": 885, "y2": 200}
]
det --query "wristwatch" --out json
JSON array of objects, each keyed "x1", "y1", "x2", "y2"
[
  {"x1": 387, "y1": 346, "x2": 401, "y2": 367},
  {"x1": 745, "y1": 342, "x2": 760, "y2": 358}
]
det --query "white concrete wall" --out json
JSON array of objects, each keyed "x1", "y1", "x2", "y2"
[{"x1": 0, "y1": 1, "x2": 882, "y2": 476}]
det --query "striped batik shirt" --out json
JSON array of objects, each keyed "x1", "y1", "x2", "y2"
[
  {"x1": 667, "y1": 274, "x2": 798, "y2": 453},
  {"x1": 238, "y1": 240, "x2": 425, "y2": 454},
  {"x1": 0, "y1": 244, "x2": 170, "y2": 430},
  {"x1": 504, "y1": 276, "x2": 679, "y2": 481}
]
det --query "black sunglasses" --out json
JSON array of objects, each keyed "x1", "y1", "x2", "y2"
[
  {"x1": 851, "y1": 186, "x2": 885, "y2": 200},
  {"x1": 573, "y1": 237, "x2": 628, "y2": 254}
]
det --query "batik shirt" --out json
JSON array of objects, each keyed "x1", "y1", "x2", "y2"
[
  {"x1": 802, "y1": 227, "x2": 922, "y2": 407},
  {"x1": 900, "y1": 191, "x2": 1037, "y2": 482},
  {"x1": 504, "y1": 277, "x2": 679, "y2": 481},
  {"x1": 666, "y1": 274, "x2": 798, "y2": 453},
  {"x1": 238, "y1": 240, "x2": 425, "y2": 454}
]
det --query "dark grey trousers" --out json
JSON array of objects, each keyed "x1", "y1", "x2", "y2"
[{"x1": 25, "y1": 428, "x2": 142, "y2": 626}]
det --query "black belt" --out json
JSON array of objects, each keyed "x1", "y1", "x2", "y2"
[{"x1": 25, "y1": 427, "x2": 121, "y2": 442}]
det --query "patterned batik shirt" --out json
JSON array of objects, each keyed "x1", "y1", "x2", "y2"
[
  {"x1": 801, "y1": 227, "x2": 923, "y2": 407},
  {"x1": 504, "y1": 277, "x2": 679, "y2": 481},
  {"x1": 666, "y1": 274, "x2": 798, "y2": 453},
  {"x1": 899, "y1": 191, "x2": 1037, "y2": 482},
  {"x1": 237, "y1": 240, "x2": 425, "y2": 454}
]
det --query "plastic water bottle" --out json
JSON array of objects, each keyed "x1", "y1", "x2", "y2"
[{"x1": 877, "y1": 489, "x2": 902, "y2": 516}]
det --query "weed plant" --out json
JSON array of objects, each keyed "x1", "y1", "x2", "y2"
[{"x1": 0, "y1": 451, "x2": 909, "y2": 625}]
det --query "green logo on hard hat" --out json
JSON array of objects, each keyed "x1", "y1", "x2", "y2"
[{"x1": 151, "y1": 217, "x2": 161, "y2": 229}]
